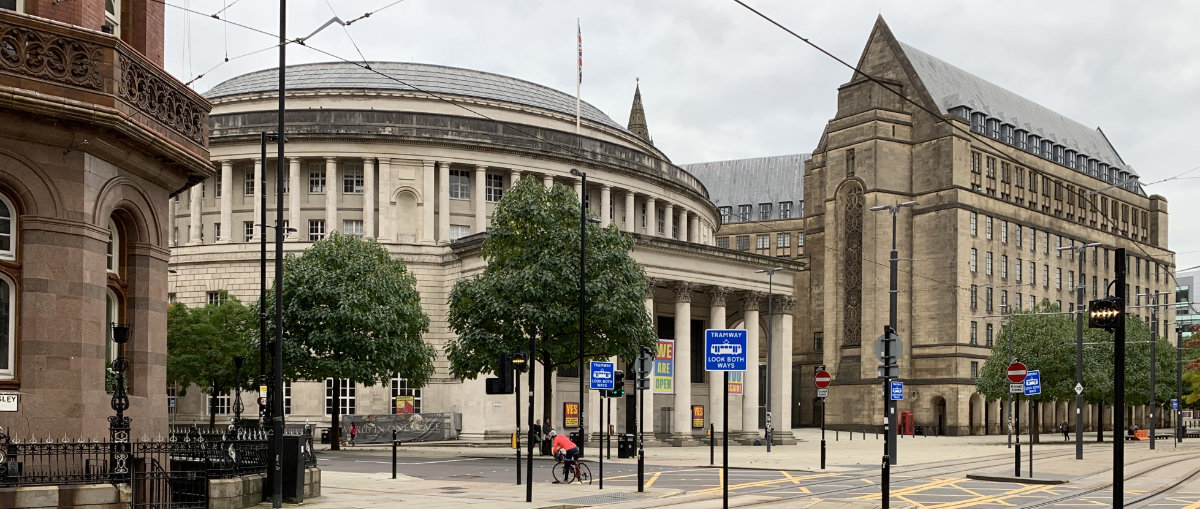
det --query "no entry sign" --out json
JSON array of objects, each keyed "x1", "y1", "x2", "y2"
[
  {"x1": 814, "y1": 370, "x2": 831, "y2": 389},
  {"x1": 1007, "y1": 362, "x2": 1028, "y2": 384}
]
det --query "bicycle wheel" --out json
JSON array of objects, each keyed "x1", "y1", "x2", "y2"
[
  {"x1": 574, "y1": 462, "x2": 592, "y2": 485},
  {"x1": 552, "y1": 460, "x2": 568, "y2": 484}
]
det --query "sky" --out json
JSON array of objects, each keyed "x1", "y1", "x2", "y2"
[{"x1": 164, "y1": 0, "x2": 1200, "y2": 274}]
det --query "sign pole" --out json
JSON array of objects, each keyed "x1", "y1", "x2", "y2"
[
  {"x1": 526, "y1": 334, "x2": 535, "y2": 503},
  {"x1": 1015, "y1": 392, "x2": 1021, "y2": 477},
  {"x1": 599, "y1": 391, "x2": 604, "y2": 490},
  {"x1": 723, "y1": 370, "x2": 729, "y2": 509},
  {"x1": 1028, "y1": 395, "x2": 1033, "y2": 478},
  {"x1": 821, "y1": 396, "x2": 826, "y2": 469},
  {"x1": 516, "y1": 366, "x2": 521, "y2": 485}
]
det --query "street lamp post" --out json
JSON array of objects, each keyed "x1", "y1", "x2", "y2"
[
  {"x1": 869, "y1": 200, "x2": 916, "y2": 466},
  {"x1": 755, "y1": 267, "x2": 784, "y2": 452},
  {"x1": 270, "y1": 2, "x2": 286, "y2": 505},
  {"x1": 569, "y1": 168, "x2": 587, "y2": 452},
  {"x1": 1058, "y1": 241, "x2": 1099, "y2": 460},
  {"x1": 233, "y1": 355, "x2": 245, "y2": 425}
]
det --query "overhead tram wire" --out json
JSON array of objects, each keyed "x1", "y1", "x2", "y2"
[
  {"x1": 731, "y1": 0, "x2": 1194, "y2": 303},
  {"x1": 321, "y1": 0, "x2": 371, "y2": 64}
]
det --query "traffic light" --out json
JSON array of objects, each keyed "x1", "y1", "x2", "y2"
[
  {"x1": 609, "y1": 370, "x2": 625, "y2": 397},
  {"x1": 1088, "y1": 297, "x2": 1122, "y2": 332},
  {"x1": 485, "y1": 353, "x2": 516, "y2": 394}
]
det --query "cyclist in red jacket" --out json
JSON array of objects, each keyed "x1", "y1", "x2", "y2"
[{"x1": 550, "y1": 431, "x2": 579, "y2": 469}]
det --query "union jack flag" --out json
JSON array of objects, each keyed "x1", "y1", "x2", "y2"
[{"x1": 577, "y1": 19, "x2": 582, "y2": 84}]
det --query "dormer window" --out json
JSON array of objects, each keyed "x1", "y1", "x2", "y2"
[
  {"x1": 1054, "y1": 145, "x2": 1065, "y2": 165},
  {"x1": 950, "y1": 106, "x2": 971, "y2": 120},
  {"x1": 1065, "y1": 150, "x2": 1076, "y2": 169},
  {"x1": 1016, "y1": 130, "x2": 1028, "y2": 150},
  {"x1": 1002, "y1": 124, "x2": 1014, "y2": 144},
  {"x1": 987, "y1": 119, "x2": 1000, "y2": 139},
  {"x1": 1029, "y1": 135, "x2": 1041, "y2": 155},
  {"x1": 971, "y1": 113, "x2": 985, "y2": 133}
]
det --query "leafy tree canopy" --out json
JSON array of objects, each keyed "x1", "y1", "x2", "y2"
[
  {"x1": 166, "y1": 290, "x2": 258, "y2": 397},
  {"x1": 445, "y1": 177, "x2": 656, "y2": 382}
]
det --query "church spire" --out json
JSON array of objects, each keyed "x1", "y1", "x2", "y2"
[{"x1": 627, "y1": 78, "x2": 652, "y2": 145}]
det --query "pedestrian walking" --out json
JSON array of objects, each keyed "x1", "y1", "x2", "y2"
[
  {"x1": 1059, "y1": 419, "x2": 1069, "y2": 441},
  {"x1": 349, "y1": 423, "x2": 358, "y2": 446}
]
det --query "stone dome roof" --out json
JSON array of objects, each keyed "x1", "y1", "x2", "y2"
[{"x1": 204, "y1": 61, "x2": 626, "y2": 131}]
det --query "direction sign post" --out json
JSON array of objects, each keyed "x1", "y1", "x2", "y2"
[
  {"x1": 704, "y1": 329, "x2": 747, "y2": 509},
  {"x1": 1007, "y1": 362, "x2": 1028, "y2": 384},
  {"x1": 814, "y1": 366, "x2": 830, "y2": 469}
]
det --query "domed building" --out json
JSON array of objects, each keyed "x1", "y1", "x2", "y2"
[{"x1": 167, "y1": 62, "x2": 801, "y2": 444}]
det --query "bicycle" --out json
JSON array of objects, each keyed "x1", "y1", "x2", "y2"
[{"x1": 552, "y1": 451, "x2": 592, "y2": 485}]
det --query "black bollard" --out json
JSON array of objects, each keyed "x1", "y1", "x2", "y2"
[
  {"x1": 710, "y1": 423, "x2": 715, "y2": 465},
  {"x1": 882, "y1": 454, "x2": 890, "y2": 509},
  {"x1": 392, "y1": 429, "x2": 398, "y2": 479}
]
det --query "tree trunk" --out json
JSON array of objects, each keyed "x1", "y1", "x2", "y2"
[
  {"x1": 1097, "y1": 404, "x2": 1105, "y2": 442},
  {"x1": 331, "y1": 378, "x2": 341, "y2": 451},
  {"x1": 209, "y1": 380, "x2": 219, "y2": 430},
  {"x1": 542, "y1": 352, "x2": 554, "y2": 434}
]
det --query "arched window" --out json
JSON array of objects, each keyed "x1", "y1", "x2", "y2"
[
  {"x1": 107, "y1": 219, "x2": 120, "y2": 274},
  {"x1": 0, "y1": 273, "x2": 13, "y2": 380},
  {"x1": 0, "y1": 194, "x2": 14, "y2": 261}
]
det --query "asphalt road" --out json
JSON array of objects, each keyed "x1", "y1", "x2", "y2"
[{"x1": 318, "y1": 451, "x2": 1200, "y2": 507}]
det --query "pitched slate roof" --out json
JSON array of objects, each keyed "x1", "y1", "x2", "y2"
[
  {"x1": 681, "y1": 154, "x2": 807, "y2": 221},
  {"x1": 898, "y1": 41, "x2": 1133, "y2": 176},
  {"x1": 204, "y1": 61, "x2": 627, "y2": 132}
]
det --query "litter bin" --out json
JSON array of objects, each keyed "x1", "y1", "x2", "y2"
[
  {"x1": 568, "y1": 431, "x2": 585, "y2": 457},
  {"x1": 320, "y1": 428, "x2": 330, "y2": 444},
  {"x1": 617, "y1": 434, "x2": 636, "y2": 458}
]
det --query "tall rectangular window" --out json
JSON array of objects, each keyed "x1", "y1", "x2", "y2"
[
  {"x1": 986, "y1": 323, "x2": 994, "y2": 347},
  {"x1": 1030, "y1": 261, "x2": 1037, "y2": 285},
  {"x1": 756, "y1": 235, "x2": 770, "y2": 252},
  {"x1": 737, "y1": 205, "x2": 752, "y2": 222},
  {"x1": 309, "y1": 219, "x2": 326, "y2": 241},
  {"x1": 971, "y1": 361, "x2": 979, "y2": 379},
  {"x1": 986, "y1": 251, "x2": 993, "y2": 276},
  {"x1": 1001, "y1": 221, "x2": 1008, "y2": 243},
  {"x1": 391, "y1": 376, "x2": 422, "y2": 414},
  {"x1": 813, "y1": 332, "x2": 823, "y2": 352},
  {"x1": 343, "y1": 220, "x2": 364, "y2": 237},
  {"x1": 1001, "y1": 255, "x2": 1008, "y2": 279},
  {"x1": 342, "y1": 163, "x2": 364, "y2": 194},
  {"x1": 970, "y1": 212, "x2": 977, "y2": 236},
  {"x1": 736, "y1": 235, "x2": 750, "y2": 251},
  {"x1": 1056, "y1": 268, "x2": 1062, "y2": 290},
  {"x1": 214, "y1": 223, "x2": 222, "y2": 241},
  {"x1": 244, "y1": 221, "x2": 255, "y2": 242},
  {"x1": 244, "y1": 169, "x2": 255, "y2": 196},
  {"x1": 716, "y1": 237, "x2": 730, "y2": 249},
  {"x1": 308, "y1": 165, "x2": 326, "y2": 194},
  {"x1": 986, "y1": 216, "x2": 993, "y2": 239},
  {"x1": 970, "y1": 248, "x2": 977, "y2": 273},
  {"x1": 207, "y1": 390, "x2": 231, "y2": 415},
  {"x1": 986, "y1": 287, "x2": 993, "y2": 312},
  {"x1": 485, "y1": 174, "x2": 505, "y2": 202},
  {"x1": 1016, "y1": 258, "x2": 1023, "y2": 282},
  {"x1": 970, "y1": 321, "x2": 978, "y2": 345},
  {"x1": 777, "y1": 233, "x2": 791, "y2": 248},
  {"x1": 759, "y1": 203, "x2": 772, "y2": 221},
  {"x1": 719, "y1": 207, "x2": 731, "y2": 224},
  {"x1": 779, "y1": 202, "x2": 792, "y2": 219},
  {"x1": 1015, "y1": 225, "x2": 1022, "y2": 248},
  {"x1": 1043, "y1": 265, "x2": 1049, "y2": 288},
  {"x1": 284, "y1": 381, "x2": 292, "y2": 416},
  {"x1": 970, "y1": 285, "x2": 977, "y2": 309},
  {"x1": 450, "y1": 225, "x2": 471, "y2": 241},
  {"x1": 449, "y1": 169, "x2": 470, "y2": 199},
  {"x1": 215, "y1": 175, "x2": 222, "y2": 198},
  {"x1": 324, "y1": 378, "x2": 356, "y2": 417}
]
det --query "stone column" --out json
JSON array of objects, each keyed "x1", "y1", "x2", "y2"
[
  {"x1": 624, "y1": 191, "x2": 636, "y2": 232},
  {"x1": 599, "y1": 185, "x2": 611, "y2": 228},
  {"x1": 253, "y1": 158, "x2": 263, "y2": 241},
  {"x1": 422, "y1": 160, "x2": 435, "y2": 243},
  {"x1": 574, "y1": 180, "x2": 583, "y2": 201},
  {"x1": 438, "y1": 161, "x2": 451, "y2": 243},
  {"x1": 188, "y1": 184, "x2": 202, "y2": 244},
  {"x1": 741, "y1": 292, "x2": 761, "y2": 436},
  {"x1": 678, "y1": 208, "x2": 688, "y2": 242},
  {"x1": 219, "y1": 161, "x2": 233, "y2": 242},
  {"x1": 325, "y1": 157, "x2": 338, "y2": 234},
  {"x1": 474, "y1": 165, "x2": 487, "y2": 234},
  {"x1": 376, "y1": 158, "x2": 391, "y2": 241},
  {"x1": 671, "y1": 282, "x2": 693, "y2": 444},
  {"x1": 689, "y1": 214, "x2": 700, "y2": 244},
  {"x1": 663, "y1": 203, "x2": 674, "y2": 239},
  {"x1": 646, "y1": 197, "x2": 656, "y2": 236},
  {"x1": 543, "y1": 174, "x2": 553, "y2": 189},
  {"x1": 771, "y1": 297, "x2": 796, "y2": 442},
  {"x1": 288, "y1": 158, "x2": 301, "y2": 240},
  {"x1": 364, "y1": 158, "x2": 376, "y2": 239},
  {"x1": 642, "y1": 281, "x2": 657, "y2": 440},
  {"x1": 708, "y1": 286, "x2": 728, "y2": 434},
  {"x1": 510, "y1": 169, "x2": 522, "y2": 189}
]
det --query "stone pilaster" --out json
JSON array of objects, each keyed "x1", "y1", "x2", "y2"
[
  {"x1": 670, "y1": 281, "x2": 695, "y2": 445},
  {"x1": 324, "y1": 157, "x2": 338, "y2": 234},
  {"x1": 438, "y1": 161, "x2": 450, "y2": 243},
  {"x1": 288, "y1": 158, "x2": 301, "y2": 240},
  {"x1": 624, "y1": 191, "x2": 636, "y2": 232},
  {"x1": 474, "y1": 165, "x2": 487, "y2": 234},
  {"x1": 708, "y1": 285, "x2": 728, "y2": 435},
  {"x1": 740, "y1": 291, "x2": 761, "y2": 437},
  {"x1": 219, "y1": 161, "x2": 232, "y2": 242},
  {"x1": 364, "y1": 158, "x2": 376, "y2": 239}
]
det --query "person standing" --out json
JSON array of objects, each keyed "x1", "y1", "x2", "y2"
[
  {"x1": 1060, "y1": 419, "x2": 1069, "y2": 441},
  {"x1": 532, "y1": 419, "x2": 543, "y2": 449},
  {"x1": 542, "y1": 419, "x2": 555, "y2": 455}
]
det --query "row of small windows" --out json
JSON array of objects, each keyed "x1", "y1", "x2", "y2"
[
  {"x1": 715, "y1": 231, "x2": 805, "y2": 257},
  {"x1": 968, "y1": 150, "x2": 1150, "y2": 243},
  {"x1": 967, "y1": 211, "x2": 1164, "y2": 284},
  {"x1": 187, "y1": 165, "x2": 508, "y2": 204},
  {"x1": 718, "y1": 201, "x2": 802, "y2": 224},
  {"x1": 954, "y1": 106, "x2": 1145, "y2": 196},
  {"x1": 201, "y1": 377, "x2": 421, "y2": 417}
]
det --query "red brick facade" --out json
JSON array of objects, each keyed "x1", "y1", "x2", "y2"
[{"x1": 25, "y1": 0, "x2": 164, "y2": 65}]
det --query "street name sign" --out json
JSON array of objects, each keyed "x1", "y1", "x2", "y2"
[
  {"x1": 890, "y1": 381, "x2": 904, "y2": 400},
  {"x1": 1023, "y1": 369, "x2": 1041, "y2": 396},
  {"x1": 704, "y1": 329, "x2": 748, "y2": 371},
  {"x1": 589, "y1": 361, "x2": 615, "y2": 390}
]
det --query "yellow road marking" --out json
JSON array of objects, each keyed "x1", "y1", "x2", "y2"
[
  {"x1": 1182, "y1": 498, "x2": 1200, "y2": 509},
  {"x1": 853, "y1": 477, "x2": 964, "y2": 500},
  {"x1": 644, "y1": 471, "x2": 662, "y2": 489},
  {"x1": 694, "y1": 472, "x2": 838, "y2": 494},
  {"x1": 781, "y1": 471, "x2": 801, "y2": 485},
  {"x1": 925, "y1": 483, "x2": 1056, "y2": 509}
]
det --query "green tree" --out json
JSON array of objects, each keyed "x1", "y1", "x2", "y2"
[
  {"x1": 167, "y1": 291, "x2": 258, "y2": 429},
  {"x1": 446, "y1": 177, "x2": 656, "y2": 423},
  {"x1": 270, "y1": 232, "x2": 435, "y2": 450}
]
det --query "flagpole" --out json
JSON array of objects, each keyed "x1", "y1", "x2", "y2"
[{"x1": 576, "y1": 18, "x2": 582, "y2": 134}]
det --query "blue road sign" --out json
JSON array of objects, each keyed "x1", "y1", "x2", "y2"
[
  {"x1": 1172, "y1": 399, "x2": 1179, "y2": 410},
  {"x1": 589, "y1": 361, "x2": 615, "y2": 390},
  {"x1": 704, "y1": 329, "x2": 748, "y2": 372},
  {"x1": 890, "y1": 381, "x2": 904, "y2": 400},
  {"x1": 1023, "y1": 369, "x2": 1042, "y2": 396}
]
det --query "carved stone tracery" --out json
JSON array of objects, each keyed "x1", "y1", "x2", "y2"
[
  {"x1": 117, "y1": 50, "x2": 208, "y2": 145},
  {"x1": 842, "y1": 184, "x2": 864, "y2": 347},
  {"x1": 0, "y1": 21, "x2": 103, "y2": 90}
]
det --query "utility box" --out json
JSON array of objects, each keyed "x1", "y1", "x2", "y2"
[{"x1": 280, "y1": 435, "x2": 306, "y2": 502}]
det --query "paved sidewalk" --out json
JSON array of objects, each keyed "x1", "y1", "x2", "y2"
[{"x1": 275, "y1": 428, "x2": 1196, "y2": 508}]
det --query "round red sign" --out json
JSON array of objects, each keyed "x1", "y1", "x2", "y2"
[
  {"x1": 1007, "y1": 362, "x2": 1028, "y2": 383},
  {"x1": 814, "y1": 370, "x2": 832, "y2": 389}
]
